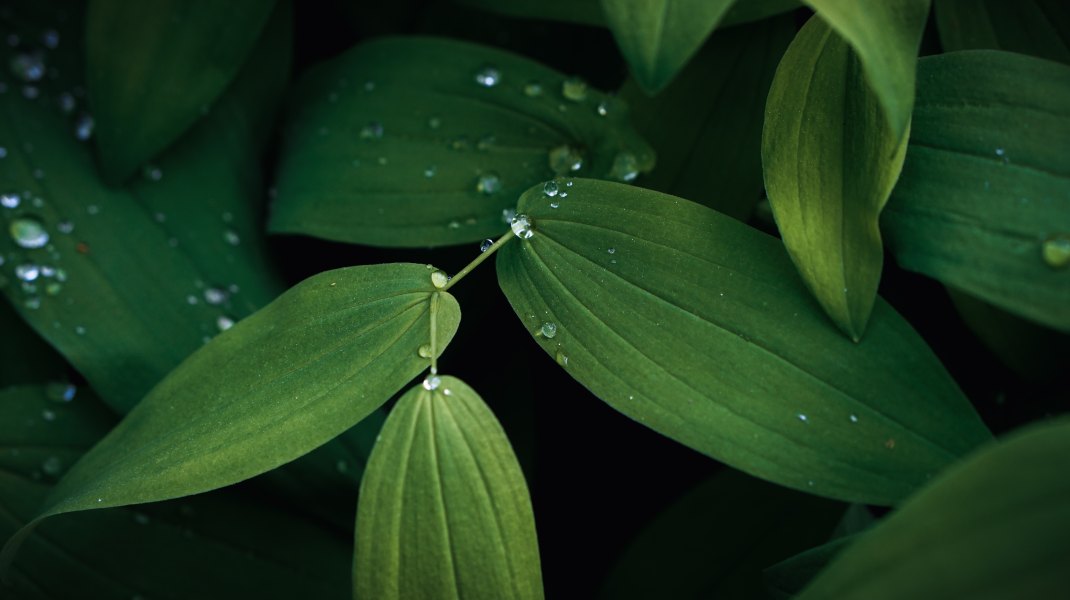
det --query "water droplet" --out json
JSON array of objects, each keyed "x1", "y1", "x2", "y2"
[
  {"x1": 56, "y1": 220, "x2": 74, "y2": 234},
  {"x1": 57, "y1": 91, "x2": 76, "y2": 113},
  {"x1": 596, "y1": 101, "x2": 609, "y2": 116},
  {"x1": 474, "y1": 65, "x2": 501, "y2": 87},
  {"x1": 41, "y1": 456, "x2": 62, "y2": 476},
  {"x1": 223, "y1": 229, "x2": 240, "y2": 246},
  {"x1": 555, "y1": 350, "x2": 569, "y2": 366},
  {"x1": 479, "y1": 238, "x2": 494, "y2": 252},
  {"x1": 607, "y1": 247, "x2": 616, "y2": 255},
  {"x1": 849, "y1": 414, "x2": 859, "y2": 423},
  {"x1": 15, "y1": 263, "x2": 40, "y2": 281},
  {"x1": 42, "y1": 29, "x2": 60, "y2": 49},
  {"x1": 1041, "y1": 234, "x2": 1070, "y2": 269},
  {"x1": 511, "y1": 214, "x2": 534, "y2": 239},
  {"x1": 359, "y1": 121, "x2": 384, "y2": 140},
  {"x1": 561, "y1": 77, "x2": 588, "y2": 102},
  {"x1": 430, "y1": 269, "x2": 449, "y2": 289},
  {"x1": 9, "y1": 51, "x2": 45, "y2": 82},
  {"x1": 477, "y1": 135, "x2": 496, "y2": 151},
  {"x1": 41, "y1": 409, "x2": 56, "y2": 421},
  {"x1": 524, "y1": 81, "x2": 543, "y2": 97},
  {"x1": 336, "y1": 459, "x2": 349, "y2": 473},
  {"x1": 418, "y1": 344, "x2": 433, "y2": 358},
  {"x1": 427, "y1": 116, "x2": 442, "y2": 129},
  {"x1": 476, "y1": 172, "x2": 502, "y2": 195},
  {"x1": 45, "y1": 381, "x2": 77, "y2": 403},
  {"x1": 540, "y1": 322, "x2": 557, "y2": 338},
  {"x1": 75, "y1": 325, "x2": 86, "y2": 335},
  {"x1": 549, "y1": 144, "x2": 583, "y2": 174},
  {"x1": 1, "y1": 193, "x2": 19, "y2": 208},
  {"x1": 423, "y1": 165, "x2": 437, "y2": 178},
  {"x1": 203, "y1": 287, "x2": 227, "y2": 305},
  {"x1": 609, "y1": 152, "x2": 639, "y2": 182},
  {"x1": 447, "y1": 220, "x2": 461, "y2": 229},
  {"x1": 143, "y1": 164, "x2": 162, "y2": 181},
  {"x1": 796, "y1": 413, "x2": 809, "y2": 423},
  {"x1": 86, "y1": 204, "x2": 100, "y2": 215},
  {"x1": 10, "y1": 216, "x2": 49, "y2": 248},
  {"x1": 501, "y1": 208, "x2": 517, "y2": 224},
  {"x1": 74, "y1": 113, "x2": 94, "y2": 141},
  {"x1": 0, "y1": 146, "x2": 6, "y2": 158},
  {"x1": 216, "y1": 315, "x2": 235, "y2": 331},
  {"x1": 423, "y1": 375, "x2": 442, "y2": 390},
  {"x1": 377, "y1": 156, "x2": 388, "y2": 166},
  {"x1": 543, "y1": 180, "x2": 560, "y2": 197}
]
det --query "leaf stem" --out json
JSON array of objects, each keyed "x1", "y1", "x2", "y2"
[
  {"x1": 429, "y1": 292, "x2": 439, "y2": 374},
  {"x1": 442, "y1": 230, "x2": 514, "y2": 291}
]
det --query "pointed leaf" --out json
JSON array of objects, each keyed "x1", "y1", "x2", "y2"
[
  {"x1": 496, "y1": 178, "x2": 991, "y2": 505},
  {"x1": 86, "y1": 0, "x2": 279, "y2": 181},
  {"x1": 802, "y1": 0, "x2": 930, "y2": 140},
  {"x1": 272, "y1": 36, "x2": 653, "y2": 248},
  {"x1": 0, "y1": 385, "x2": 349, "y2": 599},
  {"x1": 762, "y1": 16, "x2": 909, "y2": 340},
  {"x1": 797, "y1": 417, "x2": 1070, "y2": 599},
  {"x1": 934, "y1": 0, "x2": 1070, "y2": 64},
  {"x1": 600, "y1": 0, "x2": 736, "y2": 94},
  {"x1": 0, "y1": 263, "x2": 461, "y2": 562},
  {"x1": 622, "y1": 14, "x2": 794, "y2": 220},
  {"x1": 882, "y1": 51, "x2": 1070, "y2": 332},
  {"x1": 354, "y1": 376, "x2": 543, "y2": 599}
]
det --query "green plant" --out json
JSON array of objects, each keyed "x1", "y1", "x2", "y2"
[{"x1": 1, "y1": 0, "x2": 1068, "y2": 598}]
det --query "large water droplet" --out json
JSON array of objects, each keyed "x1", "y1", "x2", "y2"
[
  {"x1": 609, "y1": 152, "x2": 639, "y2": 182},
  {"x1": 9, "y1": 216, "x2": 49, "y2": 248},
  {"x1": 1, "y1": 193, "x2": 19, "y2": 208},
  {"x1": 561, "y1": 77, "x2": 588, "y2": 102},
  {"x1": 474, "y1": 65, "x2": 501, "y2": 87},
  {"x1": 360, "y1": 121, "x2": 384, "y2": 140},
  {"x1": 540, "y1": 322, "x2": 557, "y2": 338},
  {"x1": 418, "y1": 344, "x2": 433, "y2": 358},
  {"x1": 9, "y1": 51, "x2": 45, "y2": 82},
  {"x1": 549, "y1": 144, "x2": 583, "y2": 174},
  {"x1": 430, "y1": 269, "x2": 449, "y2": 289},
  {"x1": 511, "y1": 214, "x2": 534, "y2": 239},
  {"x1": 423, "y1": 375, "x2": 442, "y2": 390},
  {"x1": 15, "y1": 263, "x2": 40, "y2": 282},
  {"x1": 476, "y1": 172, "x2": 502, "y2": 195},
  {"x1": 555, "y1": 350, "x2": 569, "y2": 366},
  {"x1": 543, "y1": 180, "x2": 560, "y2": 197},
  {"x1": 1041, "y1": 234, "x2": 1070, "y2": 269}
]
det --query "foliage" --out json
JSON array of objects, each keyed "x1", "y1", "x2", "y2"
[{"x1": 0, "y1": 0, "x2": 1067, "y2": 598}]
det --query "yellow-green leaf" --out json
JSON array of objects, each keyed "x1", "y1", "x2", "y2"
[{"x1": 354, "y1": 376, "x2": 542, "y2": 599}]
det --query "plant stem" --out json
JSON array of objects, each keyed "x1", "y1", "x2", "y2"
[
  {"x1": 442, "y1": 230, "x2": 514, "y2": 291},
  {"x1": 429, "y1": 292, "x2": 439, "y2": 375}
]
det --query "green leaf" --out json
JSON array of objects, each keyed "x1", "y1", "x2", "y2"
[
  {"x1": 721, "y1": 0, "x2": 801, "y2": 27},
  {"x1": 882, "y1": 51, "x2": 1070, "y2": 332},
  {"x1": 600, "y1": 0, "x2": 736, "y2": 94},
  {"x1": 764, "y1": 536, "x2": 856, "y2": 599},
  {"x1": 622, "y1": 14, "x2": 794, "y2": 221},
  {"x1": 796, "y1": 417, "x2": 1070, "y2": 599},
  {"x1": 598, "y1": 470, "x2": 843, "y2": 599},
  {"x1": 0, "y1": 4, "x2": 289, "y2": 413},
  {"x1": 452, "y1": 0, "x2": 607, "y2": 27},
  {"x1": 802, "y1": 0, "x2": 931, "y2": 140},
  {"x1": 496, "y1": 178, "x2": 991, "y2": 506},
  {"x1": 0, "y1": 301, "x2": 66, "y2": 388},
  {"x1": 0, "y1": 385, "x2": 349, "y2": 599},
  {"x1": 934, "y1": 0, "x2": 1070, "y2": 64},
  {"x1": 86, "y1": 0, "x2": 279, "y2": 182},
  {"x1": 762, "y1": 16, "x2": 909, "y2": 340},
  {"x1": 0, "y1": 263, "x2": 461, "y2": 562},
  {"x1": 354, "y1": 376, "x2": 542, "y2": 600},
  {"x1": 271, "y1": 36, "x2": 653, "y2": 248}
]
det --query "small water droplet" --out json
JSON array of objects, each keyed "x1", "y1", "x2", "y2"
[
  {"x1": 540, "y1": 322, "x2": 557, "y2": 338},
  {"x1": 609, "y1": 152, "x2": 639, "y2": 182},
  {"x1": 1, "y1": 193, "x2": 19, "y2": 208},
  {"x1": 223, "y1": 229, "x2": 240, "y2": 246},
  {"x1": 9, "y1": 51, "x2": 45, "y2": 82},
  {"x1": 0, "y1": 146, "x2": 6, "y2": 158},
  {"x1": 427, "y1": 116, "x2": 442, "y2": 129},
  {"x1": 359, "y1": 121, "x2": 384, "y2": 140},
  {"x1": 797, "y1": 413, "x2": 808, "y2": 423},
  {"x1": 555, "y1": 349, "x2": 569, "y2": 366},
  {"x1": 479, "y1": 238, "x2": 494, "y2": 252},
  {"x1": 549, "y1": 144, "x2": 583, "y2": 174},
  {"x1": 45, "y1": 381, "x2": 77, "y2": 403},
  {"x1": 423, "y1": 375, "x2": 442, "y2": 390},
  {"x1": 477, "y1": 135, "x2": 496, "y2": 151},
  {"x1": 75, "y1": 113, "x2": 94, "y2": 141},
  {"x1": 543, "y1": 180, "x2": 560, "y2": 197},
  {"x1": 57, "y1": 91, "x2": 76, "y2": 113},
  {"x1": 849, "y1": 414, "x2": 859, "y2": 423},
  {"x1": 217, "y1": 315, "x2": 235, "y2": 331},
  {"x1": 607, "y1": 247, "x2": 616, "y2": 255},
  {"x1": 501, "y1": 207, "x2": 517, "y2": 224},
  {"x1": 75, "y1": 325, "x2": 86, "y2": 335},
  {"x1": 363, "y1": 80, "x2": 376, "y2": 92},
  {"x1": 86, "y1": 204, "x2": 99, "y2": 215},
  {"x1": 15, "y1": 263, "x2": 40, "y2": 282},
  {"x1": 474, "y1": 65, "x2": 501, "y2": 87},
  {"x1": 596, "y1": 101, "x2": 609, "y2": 116},
  {"x1": 418, "y1": 344, "x2": 433, "y2": 358},
  {"x1": 10, "y1": 216, "x2": 49, "y2": 248},
  {"x1": 430, "y1": 269, "x2": 449, "y2": 289},
  {"x1": 1041, "y1": 234, "x2": 1070, "y2": 269},
  {"x1": 423, "y1": 165, "x2": 437, "y2": 178},
  {"x1": 524, "y1": 81, "x2": 543, "y2": 97},
  {"x1": 41, "y1": 409, "x2": 56, "y2": 421},
  {"x1": 143, "y1": 164, "x2": 162, "y2": 181},
  {"x1": 203, "y1": 287, "x2": 227, "y2": 305},
  {"x1": 476, "y1": 172, "x2": 502, "y2": 195},
  {"x1": 510, "y1": 214, "x2": 534, "y2": 239},
  {"x1": 41, "y1": 456, "x2": 62, "y2": 476},
  {"x1": 561, "y1": 77, "x2": 588, "y2": 102},
  {"x1": 56, "y1": 219, "x2": 74, "y2": 234},
  {"x1": 41, "y1": 29, "x2": 60, "y2": 49}
]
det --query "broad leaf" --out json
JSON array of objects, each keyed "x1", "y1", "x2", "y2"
[
  {"x1": 271, "y1": 36, "x2": 653, "y2": 248},
  {"x1": 796, "y1": 417, "x2": 1070, "y2": 599},
  {"x1": 803, "y1": 0, "x2": 930, "y2": 140},
  {"x1": 882, "y1": 51, "x2": 1070, "y2": 332},
  {"x1": 354, "y1": 376, "x2": 542, "y2": 599},
  {"x1": 621, "y1": 14, "x2": 794, "y2": 220},
  {"x1": 86, "y1": 0, "x2": 279, "y2": 182},
  {"x1": 934, "y1": 0, "x2": 1070, "y2": 64},
  {"x1": 762, "y1": 16, "x2": 909, "y2": 340},
  {"x1": 0, "y1": 385, "x2": 349, "y2": 599},
  {"x1": 600, "y1": 0, "x2": 736, "y2": 94},
  {"x1": 0, "y1": 263, "x2": 461, "y2": 561},
  {"x1": 598, "y1": 470, "x2": 843, "y2": 599},
  {"x1": 496, "y1": 178, "x2": 991, "y2": 506}
]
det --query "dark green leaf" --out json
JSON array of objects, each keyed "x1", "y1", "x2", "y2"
[
  {"x1": 934, "y1": 0, "x2": 1070, "y2": 64},
  {"x1": 762, "y1": 16, "x2": 908, "y2": 340},
  {"x1": 271, "y1": 36, "x2": 653, "y2": 248},
  {"x1": 721, "y1": 0, "x2": 801, "y2": 27},
  {"x1": 0, "y1": 300, "x2": 66, "y2": 387},
  {"x1": 600, "y1": 0, "x2": 736, "y2": 94},
  {"x1": 802, "y1": 0, "x2": 930, "y2": 140},
  {"x1": 452, "y1": 0, "x2": 607, "y2": 27},
  {"x1": 883, "y1": 51, "x2": 1070, "y2": 332},
  {"x1": 0, "y1": 385, "x2": 349, "y2": 599},
  {"x1": 354, "y1": 376, "x2": 542, "y2": 599},
  {"x1": 496, "y1": 178, "x2": 991, "y2": 505},
  {"x1": 764, "y1": 536, "x2": 856, "y2": 599},
  {"x1": 0, "y1": 263, "x2": 461, "y2": 560},
  {"x1": 621, "y1": 15, "x2": 794, "y2": 220},
  {"x1": 598, "y1": 470, "x2": 843, "y2": 599},
  {"x1": 86, "y1": 0, "x2": 279, "y2": 182},
  {"x1": 796, "y1": 417, "x2": 1070, "y2": 599}
]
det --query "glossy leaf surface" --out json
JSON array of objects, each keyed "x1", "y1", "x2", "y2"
[
  {"x1": 354, "y1": 376, "x2": 542, "y2": 599},
  {"x1": 272, "y1": 36, "x2": 653, "y2": 248},
  {"x1": 934, "y1": 0, "x2": 1070, "y2": 64},
  {"x1": 763, "y1": 16, "x2": 908, "y2": 340},
  {"x1": 883, "y1": 51, "x2": 1070, "y2": 331},
  {"x1": 797, "y1": 417, "x2": 1070, "y2": 599},
  {"x1": 86, "y1": 0, "x2": 278, "y2": 181},
  {"x1": 1, "y1": 263, "x2": 461, "y2": 558},
  {"x1": 497, "y1": 178, "x2": 991, "y2": 505}
]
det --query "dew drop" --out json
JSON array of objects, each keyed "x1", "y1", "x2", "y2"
[
  {"x1": 41, "y1": 456, "x2": 62, "y2": 476},
  {"x1": 474, "y1": 65, "x2": 501, "y2": 87},
  {"x1": 41, "y1": 409, "x2": 56, "y2": 422},
  {"x1": 45, "y1": 381, "x2": 77, "y2": 403},
  {"x1": 849, "y1": 414, "x2": 859, "y2": 423},
  {"x1": 74, "y1": 113, "x2": 94, "y2": 141},
  {"x1": 15, "y1": 263, "x2": 40, "y2": 282},
  {"x1": 427, "y1": 116, "x2": 442, "y2": 129},
  {"x1": 596, "y1": 101, "x2": 609, "y2": 116},
  {"x1": 550, "y1": 201, "x2": 559, "y2": 209},
  {"x1": 479, "y1": 238, "x2": 494, "y2": 252},
  {"x1": 430, "y1": 269, "x2": 449, "y2": 289},
  {"x1": 9, "y1": 51, "x2": 45, "y2": 82},
  {"x1": 359, "y1": 121, "x2": 384, "y2": 140},
  {"x1": 1041, "y1": 234, "x2": 1070, "y2": 269},
  {"x1": 501, "y1": 207, "x2": 517, "y2": 224},
  {"x1": 561, "y1": 77, "x2": 588, "y2": 102},
  {"x1": 555, "y1": 349, "x2": 569, "y2": 367},
  {"x1": 223, "y1": 229, "x2": 240, "y2": 246},
  {"x1": 1, "y1": 193, "x2": 19, "y2": 208},
  {"x1": 10, "y1": 216, "x2": 49, "y2": 248},
  {"x1": 796, "y1": 413, "x2": 809, "y2": 423},
  {"x1": 41, "y1": 30, "x2": 60, "y2": 49},
  {"x1": 607, "y1": 247, "x2": 616, "y2": 255},
  {"x1": 143, "y1": 164, "x2": 163, "y2": 181},
  {"x1": 423, "y1": 375, "x2": 442, "y2": 390},
  {"x1": 86, "y1": 204, "x2": 99, "y2": 216},
  {"x1": 203, "y1": 287, "x2": 227, "y2": 305},
  {"x1": 510, "y1": 214, "x2": 534, "y2": 239},
  {"x1": 548, "y1": 144, "x2": 583, "y2": 174},
  {"x1": 477, "y1": 135, "x2": 496, "y2": 151},
  {"x1": 75, "y1": 325, "x2": 86, "y2": 335},
  {"x1": 0, "y1": 146, "x2": 6, "y2": 158},
  {"x1": 609, "y1": 152, "x2": 639, "y2": 182},
  {"x1": 418, "y1": 344, "x2": 433, "y2": 358},
  {"x1": 476, "y1": 172, "x2": 502, "y2": 195},
  {"x1": 57, "y1": 91, "x2": 76, "y2": 113},
  {"x1": 423, "y1": 165, "x2": 437, "y2": 178},
  {"x1": 540, "y1": 322, "x2": 557, "y2": 338},
  {"x1": 56, "y1": 220, "x2": 73, "y2": 234},
  {"x1": 216, "y1": 315, "x2": 235, "y2": 331},
  {"x1": 543, "y1": 180, "x2": 560, "y2": 197}
]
